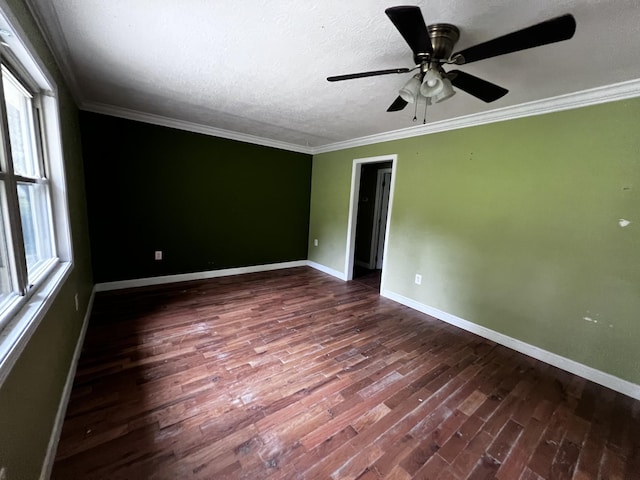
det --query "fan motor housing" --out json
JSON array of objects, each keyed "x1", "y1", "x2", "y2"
[{"x1": 425, "y1": 23, "x2": 460, "y2": 61}]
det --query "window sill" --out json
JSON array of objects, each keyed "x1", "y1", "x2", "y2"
[{"x1": 0, "y1": 260, "x2": 72, "y2": 388}]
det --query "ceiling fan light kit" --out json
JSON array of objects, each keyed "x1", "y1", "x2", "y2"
[
  {"x1": 327, "y1": 6, "x2": 576, "y2": 120},
  {"x1": 420, "y1": 67, "x2": 445, "y2": 97},
  {"x1": 399, "y1": 74, "x2": 421, "y2": 103},
  {"x1": 433, "y1": 77, "x2": 456, "y2": 104}
]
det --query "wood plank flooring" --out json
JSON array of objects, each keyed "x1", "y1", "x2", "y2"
[
  {"x1": 52, "y1": 267, "x2": 640, "y2": 479},
  {"x1": 352, "y1": 267, "x2": 382, "y2": 291}
]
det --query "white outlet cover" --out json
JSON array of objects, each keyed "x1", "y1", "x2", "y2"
[{"x1": 415, "y1": 274, "x2": 422, "y2": 285}]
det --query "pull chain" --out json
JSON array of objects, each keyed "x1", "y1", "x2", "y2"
[{"x1": 423, "y1": 98, "x2": 428, "y2": 124}]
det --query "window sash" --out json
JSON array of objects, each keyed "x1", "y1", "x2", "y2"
[
  {"x1": 0, "y1": 180, "x2": 17, "y2": 323},
  {"x1": 0, "y1": 54, "x2": 56, "y2": 302}
]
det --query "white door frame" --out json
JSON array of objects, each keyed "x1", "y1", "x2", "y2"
[{"x1": 344, "y1": 154, "x2": 397, "y2": 287}]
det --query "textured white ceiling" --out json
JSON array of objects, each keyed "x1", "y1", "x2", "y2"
[{"x1": 26, "y1": 0, "x2": 640, "y2": 149}]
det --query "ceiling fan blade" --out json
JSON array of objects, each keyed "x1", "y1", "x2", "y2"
[
  {"x1": 448, "y1": 70, "x2": 508, "y2": 103},
  {"x1": 385, "y1": 6, "x2": 433, "y2": 56},
  {"x1": 452, "y1": 14, "x2": 576, "y2": 65},
  {"x1": 327, "y1": 68, "x2": 411, "y2": 82},
  {"x1": 387, "y1": 96, "x2": 408, "y2": 112}
]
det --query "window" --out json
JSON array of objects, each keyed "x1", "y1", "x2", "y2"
[
  {"x1": 0, "y1": 64, "x2": 56, "y2": 322},
  {"x1": 0, "y1": 9, "x2": 72, "y2": 385}
]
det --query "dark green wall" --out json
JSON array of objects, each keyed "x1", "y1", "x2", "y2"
[
  {"x1": 0, "y1": 0, "x2": 94, "y2": 478},
  {"x1": 81, "y1": 112, "x2": 312, "y2": 283}
]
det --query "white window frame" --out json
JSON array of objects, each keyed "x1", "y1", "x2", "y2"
[{"x1": 0, "y1": 4, "x2": 73, "y2": 387}]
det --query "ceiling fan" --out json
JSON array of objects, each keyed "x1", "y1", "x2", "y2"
[{"x1": 327, "y1": 6, "x2": 576, "y2": 116}]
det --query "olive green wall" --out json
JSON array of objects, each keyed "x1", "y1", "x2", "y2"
[
  {"x1": 0, "y1": 1, "x2": 93, "y2": 479},
  {"x1": 309, "y1": 98, "x2": 640, "y2": 385},
  {"x1": 81, "y1": 112, "x2": 312, "y2": 283}
]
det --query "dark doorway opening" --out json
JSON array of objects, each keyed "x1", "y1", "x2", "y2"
[{"x1": 352, "y1": 161, "x2": 393, "y2": 291}]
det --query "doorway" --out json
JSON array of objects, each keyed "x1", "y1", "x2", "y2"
[
  {"x1": 344, "y1": 154, "x2": 397, "y2": 292},
  {"x1": 372, "y1": 168, "x2": 392, "y2": 270}
]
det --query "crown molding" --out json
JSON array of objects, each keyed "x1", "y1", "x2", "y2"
[
  {"x1": 23, "y1": 0, "x2": 84, "y2": 105},
  {"x1": 16, "y1": 0, "x2": 640, "y2": 156},
  {"x1": 81, "y1": 78, "x2": 640, "y2": 157},
  {"x1": 313, "y1": 78, "x2": 640, "y2": 154},
  {"x1": 81, "y1": 101, "x2": 314, "y2": 155}
]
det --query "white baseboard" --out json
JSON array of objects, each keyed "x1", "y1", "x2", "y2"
[
  {"x1": 95, "y1": 260, "x2": 309, "y2": 292},
  {"x1": 39, "y1": 287, "x2": 96, "y2": 480},
  {"x1": 35, "y1": 270, "x2": 640, "y2": 480},
  {"x1": 381, "y1": 289, "x2": 640, "y2": 401},
  {"x1": 306, "y1": 261, "x2": 347, "y2": 280}
]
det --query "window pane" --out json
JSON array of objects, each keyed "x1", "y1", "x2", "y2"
[
  {"x1": 2, "y1": 68, "x2": 37, "y2": 177},
  {"x1": 0, "y1": 182, "x2": 15, "y2": 313},
  {"x1": 17, "y1": 182, "x2": 53, "y2": 278}
]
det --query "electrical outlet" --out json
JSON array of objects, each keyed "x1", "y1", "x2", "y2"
[
  {"x1": 74, "y1": 293, "x2": 79, "y2": 312},
  {"x1": 154, "y1": 250, "x2": 163, "y2": 261},
  {"x1": 313, "y1": 239, "x2": 318, "y2": 247},
  {"x1": 414, "y1": 274, "x2": 422, "y2": 285}
]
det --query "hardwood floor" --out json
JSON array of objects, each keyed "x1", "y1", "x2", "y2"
[
  {"x1": 52, "y1": 267, "x2": 640, "y2": 479},
  {"x1": 352, "y1": 267, "x2": 382, "y2": 291}
]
